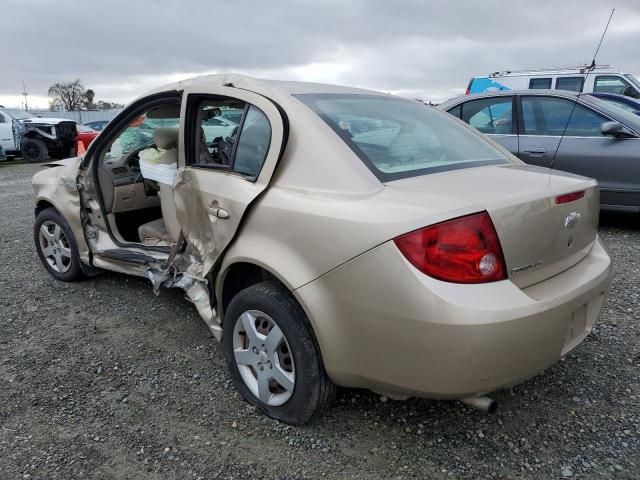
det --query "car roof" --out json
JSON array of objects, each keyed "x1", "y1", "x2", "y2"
[
  {"x1": 141, "y1": 73, "x2": 388, "y2": 102},
  {"x1": 439, "y1": 89, "x2": 582, "y2": 108}
]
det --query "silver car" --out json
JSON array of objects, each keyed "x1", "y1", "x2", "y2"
[{"x1": 439, "y1": 90, "x2": 640, "y2": 211}]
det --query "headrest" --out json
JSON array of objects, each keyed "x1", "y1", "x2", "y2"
[{"x1": 153, "y1": 128, "x2": 179, "y2": 150}]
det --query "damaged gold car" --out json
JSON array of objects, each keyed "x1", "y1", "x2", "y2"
[{"x1": 33, "y1": 75, "x2": 612, "y2": 424}]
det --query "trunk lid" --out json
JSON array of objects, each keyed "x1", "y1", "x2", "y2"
[{"x1": 385, "y1": 164, "x2": 599, "y2": 288}]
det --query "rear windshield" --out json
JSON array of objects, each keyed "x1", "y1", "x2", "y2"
[{"x1": 297, "y1": 94, "x2": 510, "y2": 181}]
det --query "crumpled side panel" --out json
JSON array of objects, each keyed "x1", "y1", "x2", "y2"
[
  {"x1": 32, "y1": 158, "x2": 90, "y2": 261},
  {"x1": 172, "y1": 168, "x2": 219, "y2": 279}
]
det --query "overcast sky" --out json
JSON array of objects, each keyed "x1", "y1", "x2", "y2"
[{"x1": 2, "y1": 0, "x2": 639, "y2": 109}]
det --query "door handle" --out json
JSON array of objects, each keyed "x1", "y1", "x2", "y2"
[
  {"x1": 206, "y1": 205, "x2": 230, "y2": 219},
  {"x1": 523, "y1": 147, "x2": 547, "y2": 156},
  {"x1": 215, "y1": 208, "x2": 230, "y2": 219}
]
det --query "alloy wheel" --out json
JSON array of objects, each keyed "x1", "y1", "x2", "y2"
[
  {"x1": 232, "y1": 309, "x2": 295, "y2": 406},
  {"x1": 38, "y1": 220, "x2": 72, "y2": 273}
]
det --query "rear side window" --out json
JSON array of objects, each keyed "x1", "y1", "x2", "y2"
[
  {"x1": 529, "y1": 78, "x2": 552, "y2": 89},
  {"x1": 460, "y1": 97, "x2": 513, "y2": 134},
  {"x1": 521, "y1": 96, "x2": 607, "y2": 137},
  {"x1": 556, "y1": 77, "x2": 585, "y2": 92},
  {"x1": 297, "y1": 94, "x2": 510, "y2": 181},
  {"x1": 233, "y1": 105, "x2": 271, "y2": 178}
]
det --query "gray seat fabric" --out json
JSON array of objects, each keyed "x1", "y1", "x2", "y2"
[
  {"x1": 158, "y1": 180, "x2": 181, "y2": 242},
  {"x1": 138, "y1": 218, "x2": 173, "y2": 246},
  {"x1": 137, "y1": 144, "x2": 181, "y2": 245},
  {"x1": 153, "y1": 128, "x2": 179, "y2": 149}
]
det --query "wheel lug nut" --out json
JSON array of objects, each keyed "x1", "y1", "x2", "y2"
[{"x1": 252, "y1": 346, "x2": 258, "y2": 354}]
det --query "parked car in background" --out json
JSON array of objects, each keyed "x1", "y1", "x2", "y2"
[
  {"x1": 587, "y1": 92, "x2": 640, "y2": 116},
  {"x1": 76, "y1": 124, "x2": 100, "y2": 151},
  {"x1": 201, "y1": 111, "x2": 238, "y2": 142},
  {"x1": 32, "y1": 74, "x2": 611, "y2": 424},
  {"x1": 84, "y1": 120, "x2": 110, "y2": 131},
  {"x1": 440, "y1": 90, "x2": 640, "y2": 211},
  {"x1": 0, "y1": 145, "x2": 6, "y2": 161},
  {"x1": 466, "y1": 65, "x2": 640, "y2": 98},
  {"x1": 0, "y1": 108, "x2": 77, "y2": 162}
]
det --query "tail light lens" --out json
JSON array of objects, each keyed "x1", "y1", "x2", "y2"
[
  {"x1": 555, "y1": 190, "x2": 585, "y2": 204},
  {"x1": 393, "y1": 211, "x2": 507, "y2": 284}
]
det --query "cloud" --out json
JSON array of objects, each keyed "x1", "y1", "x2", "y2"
[{"x1": 2, "y1": 0, "x2": 639, "y2": 108}]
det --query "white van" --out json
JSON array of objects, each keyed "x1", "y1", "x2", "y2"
[{"x1": 466, "y1": 65, "x2": 640, "y2": 98}]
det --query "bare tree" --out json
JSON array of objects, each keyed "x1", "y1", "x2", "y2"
[
  {"x1": 84, "y1": 89, "x2": 95, "y2": 109},
  {"x1": 48, "y1": 98, "x2": 61, "y2": 112},
  {"x1": 48, "y1": 79, "x2": 86, "y2": 111}
]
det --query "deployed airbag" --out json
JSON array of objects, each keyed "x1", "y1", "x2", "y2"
[{"x1": 139, "y1": 147, "x2": 177, "y2": 185}]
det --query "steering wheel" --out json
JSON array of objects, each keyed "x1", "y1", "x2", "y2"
[{"x1": 121, "y1": 144, "x2": 155, "y2": 171}]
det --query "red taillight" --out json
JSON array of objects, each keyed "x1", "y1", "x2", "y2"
[
  {"x1": 465, "y1": 89, "x2": 470, "y2": 95},
  {"x1": 555, "y1": 190, "x2": 585, "y2": 204},
  {"x1": 393, "y1": 211, "x2": 507, "y2": 284}
]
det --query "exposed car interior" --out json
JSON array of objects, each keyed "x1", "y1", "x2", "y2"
[
  {"x1": 95, "y1": 96, "x2": 273, "y2": 249},
  {"x1": 192, "y1": 98, "x2": 245, "y2": 167},
  {"x1": 97, "y1": 103, "x2": 181, "y2": 247},
  {"x1": 191, "y1": 97, "x2": 272, "y2": 178}
]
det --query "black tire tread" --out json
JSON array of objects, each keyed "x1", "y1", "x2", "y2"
[
  {"x1": 223, "y1": 281, "x2": 335, "y2": 424},
  {"x1": 21, "y1": 138, "x2": 48, "y2": 162}
]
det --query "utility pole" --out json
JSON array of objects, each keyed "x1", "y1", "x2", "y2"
[{"x1": 22, "y1": 81, "x2": 28, "y2": 111}]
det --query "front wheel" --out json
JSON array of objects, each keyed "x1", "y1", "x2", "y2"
[
  {"x1": 223, "y1": 282, "x2": 335, "y2": 425},
  {"x1": 21, "y1": 138, "x2": 48, "y2": 162},
  {"x1": 34, "y1": 208, "x2": 83, "y2": 281}
]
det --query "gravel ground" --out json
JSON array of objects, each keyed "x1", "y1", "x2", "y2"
[{"x1": 0, "y1": 161, "x2": 638, "y2": 480}]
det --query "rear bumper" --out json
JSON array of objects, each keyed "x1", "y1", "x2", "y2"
[{"x1": 295, "y1": 236, "x2": 611, "y2": 399}]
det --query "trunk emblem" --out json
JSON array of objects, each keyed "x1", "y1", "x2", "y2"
[{"x1": 564, "y1": 212, "x2": 581, "y2": 229}]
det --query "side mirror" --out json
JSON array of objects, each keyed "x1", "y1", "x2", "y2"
[{"x1": 601, "y1": 121, "x2": 637, "y2": 138}]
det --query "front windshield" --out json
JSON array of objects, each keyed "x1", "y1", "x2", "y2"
[
  {"x1": 297, "y1": 94, "x2": 511, "y2": 181},
  {"x1": 583, "y1": 95, "x2": 640, "y2": 131},
  {"x1": 625, "y1": 74, "x2": 640, "y2": 89},
  {"x1": 1, "y1": 108, "x2": 32, "y2": 120},
  {"x1": 603, "y1": 99, "x2": 638, "y2": 114}
]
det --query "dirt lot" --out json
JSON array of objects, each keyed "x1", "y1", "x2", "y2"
[{"x1": 0, "y1": 161, "x2": 638, "y2": 479}]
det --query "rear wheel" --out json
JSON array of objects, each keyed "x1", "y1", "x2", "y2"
[
  {"x1": 21, "y1": 138, "x2": 48, "y2": 162},
  {"x1": 34, "y1": 208, "x2": 82, "y2": 281},
  {"x1": 222, "y1": 282, "x2": 335, "y2": 424}
]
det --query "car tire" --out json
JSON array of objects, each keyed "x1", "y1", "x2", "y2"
[
  {"x1": 21, "y1": 138, "x2": 48, "y2": 162},
  {"x1": 223, "y1": 281, "x2": 335, "y2": 425},
  {"x1": 34, "y1": 208, "x2": 83, "y2": 281}
]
